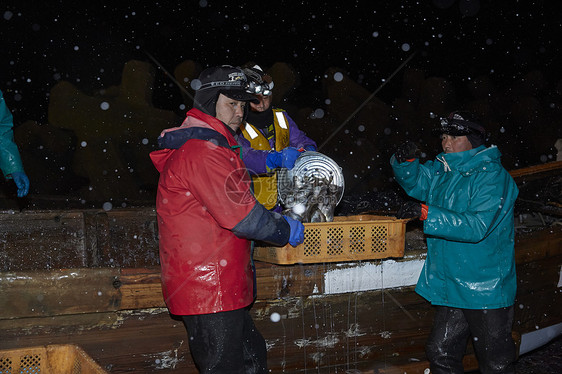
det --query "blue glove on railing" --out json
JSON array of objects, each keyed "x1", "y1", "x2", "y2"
[
  {"x1": 11, "y1": 171, "x2": 30, "y2": 197},
  {"x1": 283, "y1": 216, "x2": 305, "y2": 247},
  {"x1": 266, "y1": 147, "x2": 301, "y2": 170},
  {"x1": 303, "y1": 145, "x2": 317, "y2": 151}
]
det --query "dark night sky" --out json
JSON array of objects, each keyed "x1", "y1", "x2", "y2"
[
  {"x1": 2, "y1": 0, "x2": 561, "y2": 124},
  {"x1": 1, "y1": 0, "x2": 561, "y2": 206}
]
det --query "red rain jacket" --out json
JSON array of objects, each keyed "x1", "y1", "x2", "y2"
[{"x1": 150, "y1": 108, "x2": 289, "y2": 315}]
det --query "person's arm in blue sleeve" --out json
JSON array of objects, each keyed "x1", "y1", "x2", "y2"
[
  {"x1": 286, "y1": 113, "x2": 317, "y2": 151},
  {"x1": 236, "y1": 133, "x2": 270, "y2": 175},
  {"x1": 0, "y1": 89, "x2": 29, "y2": 197},
  {"x1": 233, "y1": 202, "x2": 304, "y2": 246},
  {"x1": 390, "y1": 156, "x2": 434, "y2": 203},
  {"x1": 236, "y1": 132, "x2": 301, "y2": 174}
]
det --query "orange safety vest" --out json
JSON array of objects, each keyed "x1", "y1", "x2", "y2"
[{"x1": 241, "y1": 109, "x2": 290, "y2": 209}]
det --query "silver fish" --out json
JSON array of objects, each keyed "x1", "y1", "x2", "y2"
[{"x1": 281, "y1": 174, "x2": 342, "y2": 223}]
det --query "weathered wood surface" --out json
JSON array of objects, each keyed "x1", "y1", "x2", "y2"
[
  {"x1": 1, "y1": 214, "x2": 560, "y2": 373},
  {"x1": 0, "y1": 270, "x2": 433, "y2": 373},
  {"x1": 508, "y1": 160, "x2": 562, "y2": 181},
  {"x1": 1, "y1": 162, "x2": 561, "y2": 373},
  {"x1": 0, "y1": 208, "x2": 160, "y2": 271}
]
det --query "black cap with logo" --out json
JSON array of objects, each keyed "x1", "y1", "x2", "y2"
[{"x1": 193, "y1": 65, "x2": 258, "y2": 117}]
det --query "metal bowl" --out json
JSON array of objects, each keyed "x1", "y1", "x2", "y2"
[{"x1": 277, "y1": 151, "x2": 345, "y2": 206}]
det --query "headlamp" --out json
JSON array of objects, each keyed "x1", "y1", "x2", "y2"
[
  {"x1": 434, "y1": 117, "x2": 483, "y2": 137},
  {"x1": 242, "y1": 66, "x2": 274, "y2": 96},
  {"x1": 440, "y1": 118, "x2": 472, "y2": 134},
  {"x1": 245, "y1": 80, "x2": 273, "y2": 96},
  {"x1": 199, "y1": 77, "x2": 273, "y2": 97}
]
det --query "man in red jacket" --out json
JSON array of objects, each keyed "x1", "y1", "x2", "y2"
[{"x1": 150, "y1": 65, "x2": 304, "y2": 374}]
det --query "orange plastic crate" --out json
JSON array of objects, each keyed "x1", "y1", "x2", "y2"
[
  {"x1": 0, "y1": 344, "x2": 107, "y2": 374},
  {"x1": 254, "y1": 215, "x2": 408, "y2": 264}
]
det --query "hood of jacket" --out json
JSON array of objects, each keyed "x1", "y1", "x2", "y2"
[{"x1": 150, "y1": 108, "x2": 239, "y2": 173}]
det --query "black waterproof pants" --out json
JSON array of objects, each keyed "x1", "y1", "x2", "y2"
[
  {"x1": 426, "y1": 305, "x2": 516, "y2": 374},
  {"x1": 182, "y1": 307, "x2": 267, "y2": 374}
]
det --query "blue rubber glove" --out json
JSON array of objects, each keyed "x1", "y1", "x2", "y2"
[
  {"x1": 266, "y1": 147, "x2": 301, "y2": 170},
  {"x1": 11, "y1": 171, "x2": 30, "y2": 197},
  {"x1": 283, "y1": 216, "x2": 305, "y2": 247},
  {"x1": 303, "y1": 145, "x2": 317, "y2": 151}
]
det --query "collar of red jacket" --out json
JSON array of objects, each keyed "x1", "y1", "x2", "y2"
[{"x1": 185, "y1": 108, "x2": 238, "y2": 147}]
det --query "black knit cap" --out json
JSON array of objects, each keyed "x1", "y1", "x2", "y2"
[
  {"x1": 193, "y1": 65, "x2": 258, "y2": 117},
  {"x1": 433, "y1": 111, "x2": 486, "y2": 148}
]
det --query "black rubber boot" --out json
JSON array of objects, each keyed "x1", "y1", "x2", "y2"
[
  {"x1": 426, "y1": 306, "x2": 516, "y2": 374},
  {"x1": 426, "y1": 306, "x2": 471, "y2": 374},
  {"x1": 464, "y1": 306, "x2": 516, "y2": 374},
  {"x1": 182, "y1": 307, "x2": 267, "y2": 374}
]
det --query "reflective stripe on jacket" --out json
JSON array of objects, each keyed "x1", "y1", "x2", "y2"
[
  {"x1": 391, "y1": 145, "x2": 519, "y2": 309},
  {"x1": 240, "y1": 109, "x2": 291, "y2": 209},
  {"x1": 237, "y1": 109, "x2": 317, "y2": 175}
]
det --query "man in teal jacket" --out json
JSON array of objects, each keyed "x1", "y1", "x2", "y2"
[
  {"x1": 390, "y1": 111, "x2": 519, "y2": 374},
  {"x1": 0, "y1": 89, "x2": 29, "y2": 197}
]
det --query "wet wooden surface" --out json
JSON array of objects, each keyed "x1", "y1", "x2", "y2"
[
  {"x1": 1, "y1": 213, "x2": 560, "y2": 373},
  {"x1": 1, "y1": 161, "x2": 561, "y2": 372}
]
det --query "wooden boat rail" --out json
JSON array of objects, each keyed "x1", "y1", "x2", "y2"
[{"x1": 1, "y1": 161, "x2": 561, "y2": 373}]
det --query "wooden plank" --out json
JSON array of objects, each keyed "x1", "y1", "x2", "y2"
[
  {"x1": 509, "y1": 160, "x2": 562, "y2": 180},
  {"x1": 0, "y1": 208, "x2": 160, "y2": 271},
  {"x1": 119, "y1": 268, "x2": 165, "y2": 309},
  {"x1": 0, "y1": 290, "x2": 432, "y2": 373},
  {"x1": 0, "y1": 253, "x2": 558, "y2": 373},
  {"x1": 0, "y1": 309, "x2": 193, "y2": 373},
  {"x1": 0, "y1": 311, "x2": 121, "y2": 331},
  {"x1": 513, "y1": 253, "x2": 562, "y2": 333},
  {"x1": 1, "y1": 225, "x2": 559, "y2": 319},
  {"x1": 0, "y1": 211, "x2": 88, "y2": 271},
  {"x1": 375, "y1": 355, "x2": 478, "y2": 374},
  {"x1": 97, "y1": 209, "x2": 160, "y2": 268},
  {"x1": 255, "y1": 261, "x2": 327, "y2": 299},
  {"x1": 0, "y1": 223, "x2": 559, "y2": 372},
  {"x1": 0, "y1": 268, "x2": 121, "y2": 319},
  {"x1": 514, "y1": 225, "x2": 562, "y2": 264},
  {"x1": 251, "y1": 289, "x2": 434, "y2": 372}
]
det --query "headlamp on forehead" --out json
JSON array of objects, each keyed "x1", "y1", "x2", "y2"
[
  {"x1": 243, "y1": 65, "x2": 274, "y2": 96},
  {"x1": 245, "y1": 80, "x2": 274, "y2": 96},
  {"x1": 200, "y1": 77, "x2": 273, "y2": 96},
  {"x1": 432, "y1": 111, "x2": 487, "y2": 147},
  {"x1": 437, "y1": 117, "x2": 474, "y2": 136},
  {"x1": 433, "y1": 111, "x2": 485, "y2": 137}
]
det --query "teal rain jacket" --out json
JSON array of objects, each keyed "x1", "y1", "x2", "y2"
[
  {"x1": 0, "y1": 89, "x2": 25, "y2": 177},
  {"x1": 391, "y1": 145, "x2": 519, "y2": 309}
]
